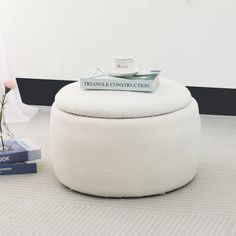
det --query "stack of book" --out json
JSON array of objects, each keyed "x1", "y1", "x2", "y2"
[
  {"x1": 80, "y1": 68, "x2": 160, "y2": 92},
  {"x1": 0, "y1": 139, "x2": 41, "y2": 175}
]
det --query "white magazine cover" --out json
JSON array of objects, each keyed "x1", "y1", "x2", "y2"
[{"x1": 80, "y1": 68, "x2": 160, "y2": 92}]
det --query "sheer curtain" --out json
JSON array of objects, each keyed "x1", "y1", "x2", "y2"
[{"x1": 0, "y1": 34, "x2": 38, "y2": 123}]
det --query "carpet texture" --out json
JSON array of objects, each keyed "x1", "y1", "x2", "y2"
[{"x1": 1, "y1": 111, "x2": 236, "y2": 235}]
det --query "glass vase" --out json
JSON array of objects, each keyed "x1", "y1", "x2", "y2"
[{"x1": 0, "y1": 114, "x2": 14, "y2": 152}]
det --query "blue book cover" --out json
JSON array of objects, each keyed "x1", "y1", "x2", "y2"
[
  {"x1": 0, "y1": 139, "x2": 41, "y2": 165},
  {"x1": 0, "y1": 162, "x2": 37, "y2": 175}
]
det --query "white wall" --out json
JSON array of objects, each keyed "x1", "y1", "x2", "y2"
[{"x1": 1, "y1": 0, "x2": 236, "y2": 88}]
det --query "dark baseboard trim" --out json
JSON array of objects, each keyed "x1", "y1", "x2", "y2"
[
  {"x1": 187, "y1": 86, "x2": 236, "y2": 116},
  {"x1": 16, "y1": 78, "x2": 74, "y2": 107},
  {"x1": 16, "y1": 78, "x2": 236, "y2": 116}
]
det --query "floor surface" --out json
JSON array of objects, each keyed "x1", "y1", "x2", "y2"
[{"x1": 1, "y1": 111, "x2": 236, "y2": 235}]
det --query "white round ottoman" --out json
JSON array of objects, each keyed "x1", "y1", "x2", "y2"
[{"x1": 50, "y1": 78, "x2": 201, "y2": 198}]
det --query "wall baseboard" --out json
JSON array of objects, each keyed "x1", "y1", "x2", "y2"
[
  {"x1": 187, "y1": 86, "x2": 236, "y2": 116},
  {"x1": 16, "y1": 78, "x2": 236, "y2": 116}
]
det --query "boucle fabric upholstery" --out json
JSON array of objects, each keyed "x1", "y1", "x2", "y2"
[
  {"x1": 54, "y1": 78, "x2": 192, "y2": 118},
  {"x1": 50, "y1": 78, "x2": 201, "y2": 197}
]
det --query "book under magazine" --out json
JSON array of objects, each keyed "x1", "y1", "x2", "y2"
[
  {"x1": 80, "y1": 69, "x2": 161, "y2": 92},
  {"x1": 0, "y1": 162, "x2": 37, "y2": 175}
]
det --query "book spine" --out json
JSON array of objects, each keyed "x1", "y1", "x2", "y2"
[
  {"x1": 0, "y1": 162, "x2": 37, "y2": 175},
  {"x1": 0, "y1": 139, "x2": 41, "y2": 165},
  {"x1": 80, "y1": 78, "x2": 154, "y2": 92},
  {"x1": 0, "y1": 152, "x2": 28, "y2": 165}
]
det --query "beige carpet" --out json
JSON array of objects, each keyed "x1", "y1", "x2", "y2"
[{"x1": 1, "y1": 110, "x2": 236, "y2": 235}]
